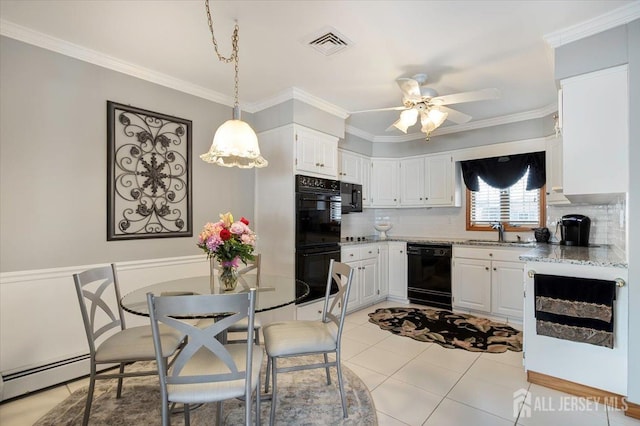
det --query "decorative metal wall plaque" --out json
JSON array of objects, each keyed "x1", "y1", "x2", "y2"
[{"x1": 107, "y1": 101, "x2": 192, "y2": 240}]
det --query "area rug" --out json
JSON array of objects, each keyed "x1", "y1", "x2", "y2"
[
  {"x1": 368, "y1": 307, "x2": 522, "y2": 353},
  {"x1": 35, "y1": 356, "x2": 377, "y2": 425}
]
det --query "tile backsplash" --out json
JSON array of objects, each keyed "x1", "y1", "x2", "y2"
[
  {"x1": 342, "y1": 197, "x2": 627, "y2": 256},
  {"x1": 547, "y1": 197, "x2": 626, "y2": 252}
]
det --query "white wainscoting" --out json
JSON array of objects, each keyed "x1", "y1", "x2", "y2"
[{"x1": 0, "y1": 255, "x2": 208, "y2": 401}]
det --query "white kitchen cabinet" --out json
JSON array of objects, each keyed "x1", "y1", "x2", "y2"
[
  {"x1": 387, "y1": 242, "x2": 407, "y2": 301},
  {"x1": 452, "y1": 246, "x2": 525, "y2": 323},
  {"x1": 342, "y1": 244, "x2": 379, "y2": 312},
  {"x1": 560, "y1": 65, "x2": 628, "y2": 203},
  {"x1": 370, "y1": 159, "x2": 399, "y2": 207},
  {"x1": 296, "y1": 296, "x2": 337, "y2": 321},
  {"x1": 491, "y1": 260, "x2": 525, "y2": 318},
  {"x1": 295, "y1": 126, "x2": 338, "y2": 179},
  {"x1": 399, "y1": 157, "x2": 424, "y2": 206},
  {"x1": 545, "y1": 137, "x2": 570, "y2": 205},
  {"x1": 452, "y1": 257, "x2": 492, "y2": 312},
  {"x1": 361, "y1": 157, "x2": 372, "y2": 207},
  {"x1": 377, "y1": 243, "x2": 389, "y2": 300},
  {"x1": 338, "y1": 149, "x2": 361, "y2": 184},
  {"x1": 399, "y1": 154, "x2": 460, "y2": 207}
]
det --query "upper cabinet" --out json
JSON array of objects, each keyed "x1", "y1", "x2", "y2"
[
  {"x1": 560, "y1": 65, "x2": 628, "y2": 203},
  {"x1": 399, "y1": 154, "x2": 461, "y2": 207},
  {"x1": 370, "y1": 159, "x2": 400, "y2": 207},
  {"x1": 295, "y1": 126, "x2": 338, "y2": 179},
  {"x1": 338, "y1": 150, "x2": 362, "y2": 184},
  {"x1": 545, "y1": 137, "x2": 570, "y2": 205},
  {"x1": 361, "y1": 157, "x2": 372, "y2": 207}
]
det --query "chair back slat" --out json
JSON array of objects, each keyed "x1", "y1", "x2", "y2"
[
  {"x1": 322, "y1": 260, "x2": 354, "y2": 341},
  {"x1": 73, "y1": 264, "x2": 125, "y2": 355},
  {"x1": 147, "y1": 290, "x2": 257, "y2": 387}
]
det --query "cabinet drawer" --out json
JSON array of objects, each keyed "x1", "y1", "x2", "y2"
[
  {"x1": 341, "y1": 244, "x2": 377, "y2": 262},
  {"x1": 359, "y1": 245, "x2": 377, "y2": 260},
  {"x1": 341, "y1": 246, "x2": 360, "y2": 261},
  {"x1": 454, "y1": 246, "x2": 524, "y2": 263}
]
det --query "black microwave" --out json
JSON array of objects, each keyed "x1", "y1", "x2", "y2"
[{"x1": 340, "y1": 182, "x2": 363, "y2": 213}]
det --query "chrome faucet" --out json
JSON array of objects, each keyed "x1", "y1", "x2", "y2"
[{"x1": 491, "y1": 222, "x2": 505, "y2": 242}]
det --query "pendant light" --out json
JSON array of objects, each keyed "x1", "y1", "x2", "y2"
[{"x1": 200, "y1": 0, "x2": 267, "y2": 168}]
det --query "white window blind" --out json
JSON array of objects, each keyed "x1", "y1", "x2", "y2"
[{"x1": 470, "y1": 167, "x2": 541, "y2": 226}]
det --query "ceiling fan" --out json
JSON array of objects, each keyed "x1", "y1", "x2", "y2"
[{"x1": 350, "y1": 73, "x2": 500, "y2": 140}]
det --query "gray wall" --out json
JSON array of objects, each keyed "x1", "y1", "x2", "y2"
[
  {"x1": 554, "y1": 19, "x2": 639, "y2": 404},
  {"x1": 0, "y1": 37, "x2": 255, "y2": 272},
  {"x1": 345, "y1": 115, "x2": 554, "y2": 158},
  {"x1": 252, "y1": 99, "x2": 345, "y2": 138}
]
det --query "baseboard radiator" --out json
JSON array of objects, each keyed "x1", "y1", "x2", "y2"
[{"x1": 0, "y1": 255, "x2": 206, "y2": 402}]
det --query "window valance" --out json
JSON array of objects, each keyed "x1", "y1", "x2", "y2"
[{"x1": 461, "y1": 151, "x2": 545, "y2": 192}]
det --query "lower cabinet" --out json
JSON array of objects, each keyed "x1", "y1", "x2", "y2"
[
  {"x1": 342, "y1": 244, "x2": 379, "y2": 312},
  {"x1": 296, "y1": 296, "x2": 336, "y2": 321},
  {"x1": 452, "y1": 246, "x2": 525, "y2": 323},
  {"x1": 387, "y1": 242, "x2": 407, "y2": 301},
  {"x1": 377, "y1": 243, "x2": 389, "y2": 300}
]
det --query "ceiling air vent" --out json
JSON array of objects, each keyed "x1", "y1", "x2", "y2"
[{"x1": 303, "y1": 26, "x2": 352, "y2": 56}]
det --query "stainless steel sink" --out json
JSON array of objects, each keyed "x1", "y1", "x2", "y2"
[{"x1": 464, "y1": 239, "x2": 537, "y2": 247}]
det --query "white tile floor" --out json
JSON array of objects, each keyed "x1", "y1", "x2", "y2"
[{"x1": 1, "y1": 300, "x2": 639, "y2": 426}]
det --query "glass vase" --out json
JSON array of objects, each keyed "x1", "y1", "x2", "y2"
[{"x1": 218, "y1": 265, "x2": 239, "y2": 291}]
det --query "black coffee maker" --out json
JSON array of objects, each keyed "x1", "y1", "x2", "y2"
[{"x1": 559, "y1": 214, "x2": 591, "y2": 246}]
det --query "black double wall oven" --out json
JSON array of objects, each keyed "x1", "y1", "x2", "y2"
[{"x1": 295, "y1": 175, "x2": 341, "y2": 303}]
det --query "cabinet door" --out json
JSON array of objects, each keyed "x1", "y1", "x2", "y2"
[
  {"x1": 452, "y1": 258, "x2": 491, "y2": 312},
  {"x1": 295, "y1": 127, "x2": 338, "y2": 178},
  {"x1": 388, "y1": 242, "x2": 407, "y2": 300},
  {"x1": 295, "y1": 130, "x2": 318, "y2": 175},
  {"x1": 377, "y1": 244, "x2": 389, "y2": 299},
  {"x1": 371, "y1": 159, "x2": 399, "y2": 207},
  {"x1": 360, "y1": 257, "x2": 378, "y2": 307},
  {"x1": 317, "y1": 136, "x2": 338, "y2": 178},
  {"x1": 545, "y1": 137, "x2": 570, "y2": 205},
  {"x1": 400, "y1": 158, "x2": 425, "y2": 206},
  {"x1": 345, "y1": 261, "x2": 361, "y2": 310},
  {"x1": 425, "y1": 155, "x2": 453, "y2": 206},
  {"x1": 561, "y1": 66, "x2": 628, "y2": 199},
  {"x1": 491, "y1": 260, "x2": 524, "y2": 319},
  {"x1": 339, "y1": 150, "x2": 361, "y2": 184},
  {"x1": 361, "y1": 157, "x2": 372, "y2": 207},
  {"x1": 297, "y1": 297, "x2": 334, "y2": 321}
]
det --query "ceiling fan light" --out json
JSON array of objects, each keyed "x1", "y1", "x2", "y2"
[
  {"x1": 392, "y1": 118, "x2": 409, "y2": 133},
  {"x1": 200, "y1": 118, "x2": 268, "y2": 168},
  {"x1": 399, "y1": 108, "x2": 419, "y2": 126},
  {"x1": 428, "y1": 109, "x2": 448, "y2": 128}
]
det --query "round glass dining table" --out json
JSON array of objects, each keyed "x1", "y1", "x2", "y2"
[{"x1": 120, "y1": 274, "x2": 310, "y2": 318}]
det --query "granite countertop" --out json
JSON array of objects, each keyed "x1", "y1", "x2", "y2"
[
  {"x1": 340, "y1": 235, "x2": 628, "y2": 269},
  {"x1": 340, "y1": 235, "x2": 536, "y2": 247},
  {"x1": 518, "y1": 244, "x2": 628, "y2": 269}
]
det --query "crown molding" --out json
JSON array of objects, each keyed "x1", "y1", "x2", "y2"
[
  {"x1": 246, "y1": 87, "x2": 350, "y2": 119},
  {"x1": 0, "y1": 19, "x2": 235, "y2": 108},
  {"x1": 544, "y1": 2, "x2": 640, "y2": 48},
  {"x1": 348, "y1": 103, "x2": 557, "y2": 143}
]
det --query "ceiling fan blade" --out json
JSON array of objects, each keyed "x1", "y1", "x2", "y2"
[
  {"x1": 396, "y1": 78, "x2": 422, "y2": 101},
  {"x1": 438, "y1": 106, "x2": 472, "y2": 124},
  {"x1": 349, "y1": 106, "x2": 407, "y2": 114},
  {"x1": 387, "y1": 118, "x2": 408, "y2": 133},
  {"x1": 431, "y1": 88, "x2": 500, "y2": 106}
]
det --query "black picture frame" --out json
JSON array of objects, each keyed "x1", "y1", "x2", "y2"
[{"x1": 107, "y1": 101, "x2": 192, "y2": 240}]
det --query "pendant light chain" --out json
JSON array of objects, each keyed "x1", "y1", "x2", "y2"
[{"x1": 205, "y1": 0, "x2": 240, "y2": 107}]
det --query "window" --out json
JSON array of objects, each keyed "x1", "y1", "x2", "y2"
[{"x1": 467, "y1": 167, "x2": 545, "y2": 231}]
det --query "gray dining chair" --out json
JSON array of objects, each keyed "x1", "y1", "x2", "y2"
[
  {"x1": 147, "y1": 289, "x2": 263, "y2": 426},
  {"x1": 262, "y1": 259, "x2": 354, "y2": 424},
  {"x1": 73, "y1": 264, "x2": 185, "y2": 426},
  {"x1": 199, "y1": 254, "x2": 263, "y2": 344}
]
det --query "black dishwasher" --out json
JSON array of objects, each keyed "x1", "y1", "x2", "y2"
[{"x1": 407, "y1": 243, "x2": 452, "y2": 309}]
